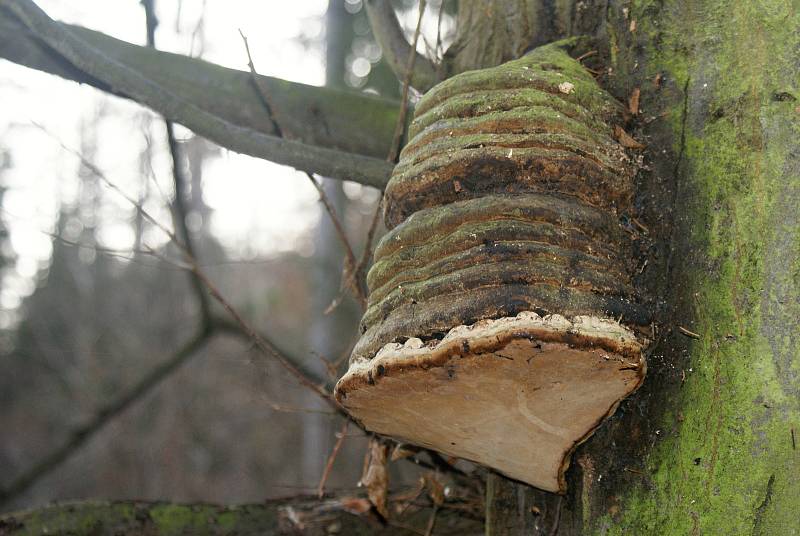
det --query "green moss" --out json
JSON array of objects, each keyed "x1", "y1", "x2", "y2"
[
  {"x1": 409, "y1": 87, "x2": 613, "y2": 139},
  {"x1": 149, "y1": 504, "x2": 210, "y2": 534},
  {"x1": 595, "y1": 0, "x2": 800, "y2": 533},
  {"x1": 415, "y1": 42, "x2": 622, "y2": 120}
]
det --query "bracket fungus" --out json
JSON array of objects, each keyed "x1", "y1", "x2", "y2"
[{"x1": 335, "y1": 42, "x2": 649, "y2": 493}]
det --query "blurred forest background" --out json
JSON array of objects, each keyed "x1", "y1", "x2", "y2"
[{"x1": 0, "y1": 0, "x2": 455, "y2": 512}]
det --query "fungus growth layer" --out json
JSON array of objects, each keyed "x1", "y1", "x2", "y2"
[{"x1": 336, "y1": 41, "x2": 649, "y2": 491}]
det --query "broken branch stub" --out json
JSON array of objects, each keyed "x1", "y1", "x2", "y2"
[{"x1": 335, "y1": 42, "x2": 649, "y2": 493}]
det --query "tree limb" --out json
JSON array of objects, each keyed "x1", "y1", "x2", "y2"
[
  {"x1": 0, "y1": 126, "x2": 354, "y2": 507},
  {"x1": 238, "y1": 30, "x2": 367, "y2": 307},
  {"x1": 364, "y1": 0, "x2": 439, "y2": 92},
  {"x1": 0, "y1": 497, "x2": 484, "y2": 535},
  {"x1": 0, "y1": 0, "x2": 395, "y2": 188},
  {"x1": 141, "y1": 0, "x2": 212, "y2": 327},
  {"x1": 0, "y1": 329, "x2": 214, "y2": 507}
]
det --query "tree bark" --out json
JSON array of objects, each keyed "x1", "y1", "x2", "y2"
[
  {"x1": 432, "y1": 0, "x2": 800, "y2": 535},
  {"x1": 451, "y1": 0, "x2": 800, "y2": 533},
  {"x1": 575, "y1": 1, "x2": 800, "y2": 533},
  {"x1": 0, "y1": 498, "x2": 482, "y2": 535}
]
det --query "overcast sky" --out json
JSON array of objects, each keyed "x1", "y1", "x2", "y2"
[
  {"x1": 0, "y1": 0, "x2": 451, "y2": 328},
  {"x1": 0, "y1": 1, "x2": 338, "y2": 320}
]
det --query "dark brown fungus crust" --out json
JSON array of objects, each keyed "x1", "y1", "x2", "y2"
[{"x1": 335, "y1": 41, "x2": 649, "y2": 492}]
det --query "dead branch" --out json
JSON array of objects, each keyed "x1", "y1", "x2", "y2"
[
  {"x1": 305, "y1": 174, "x2": 367, "y2": 306},
  {"x1": 84, "y1": 148, "x2": 342, "y2": 411},
  {"x1": 364, "y1": 0, "x2": 438, "y2": 92},
  {"x1": 0, "y1": 330, "x2": 213, "y2": 507},
  {"x1": 142, "y1": 0, "x2": 212, "y2": 326},
  {"x1": 238, "y1": 30, "x2": 367, "y2": 307},
  {"x1": 388, "y1": 0, "x2": 428, "y2": 163},
  {"x1": 317, "y1": 420, "x2": 349, "y2": 498},
  {"x1": 2, "y1": 123, "x2": 354, "y2": 506},
  {"x1": 1, "y1": 0, "x2": 394, "y2": 187}
]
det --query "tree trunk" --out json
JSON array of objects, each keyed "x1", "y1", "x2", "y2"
[{"x1": 466, "y1": 0, "x2": 800, "y2": 533}]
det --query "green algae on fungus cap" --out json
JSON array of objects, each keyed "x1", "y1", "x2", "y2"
[
  {"x1": 382, "y1": 43, "x2": 634, "y2": 230},
  {"x1": 335, "y1": 312, "x2": 646, "y2": 492}
]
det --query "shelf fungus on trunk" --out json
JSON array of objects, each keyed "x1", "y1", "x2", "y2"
[{"x1": 334, "y1": 42, "x2": 649, "y2": 493}]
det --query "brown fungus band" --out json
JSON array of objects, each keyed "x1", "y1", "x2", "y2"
[{"x1": 335, "y1": 42, "x2": 649, "y2": 493}]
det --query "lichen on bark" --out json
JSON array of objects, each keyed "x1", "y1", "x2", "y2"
[{"x1": 580, "y1": 0, "x2": 800, "y2": 533}]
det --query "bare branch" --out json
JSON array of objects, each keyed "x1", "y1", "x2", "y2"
[
  {"x1": 50, "y1": 130, "x2": 343, "y2": 413},
  {"x1": 317, "y1": 420, "x2": 349, "y2": 498},
  {"x1": 389, "y1": 0, "x2": 427, "y2": 164},
  {"x1": 0, "y1": 0, "x2": 395, "y2": 188},
  {"x1": 364, "y1": 0, "x2": 438, "y2": 92},
  {"x1": 0, "y1": 330, "x2": 213, "y2": 507},
  {"x1": 237, "y1": 29, "x2": 284, "y2": 138},
  {"x1": 142, "y1": 0, "x2": 212, "y2": 326},
  {"x1": 188, "y1": 262, "x2": 340, "y2": 410},
  {"x1": 212, "y1": 317, "x2": 329, "y2": 390},
  {"x1": 0, "y1": 123, "x2": 357, "y2": 505},
  {"x1": 238, "y1": 30, "x2": 367, "y2": 307},
  {"x1": 435, "y1": 0, "x2": 446, "y2": 61},
  {"x1": 306, "y1": 174, "x2": 367, "y2": 307},
  {"x1": 0, "y1": 497, "x2": 483, "y2": 535},
  {"x1": 353, "y1": 0, "x2": 426, "y2": 291},
  {"x1": 354, "y1": 198, "x2": 383, "y2": 294}
]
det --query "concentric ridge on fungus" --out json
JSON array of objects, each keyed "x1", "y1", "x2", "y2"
[{"x1": 335, "y1": 42, "x2": 649, "y2": 493}]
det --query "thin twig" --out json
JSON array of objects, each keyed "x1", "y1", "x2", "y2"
[
  {"x1": 263, "y1": 399, "x2": 338, "y2": 416},
  {"x1": 187, "y1": 255, "x2": 339, "y2": 409},
  {"x1": 143, "y1": 0, "x2": 212, "y2": 326},
  {"x1": 353, "y1": 0, "x2": 427, "y2": 293},
  {"x1": 238, "y1": 29, "x2": 284, "y2": 137},
  {"x1": 353, "y1": 197, "x2": 383, "y2": 296},
  {"x1": 435, "y1": 0, "x2": 446, "y2": 61},
  {"x1": 424, "y1": 504, "x2": 439, "y2": 536},
  {"x1": 0, "y1": 331, "x2": 213, "y2": 506},
  {"x1": 306, "y1": 173, "x2": 366, "y2": 306},
  {"x1": 388, "y1": 0, "x2": 427, "y2": 163},
  {"x1": 678, "y1": 326, "x2": 701, "y2": 339},
  {"x1": 239, "y1": 30, "x2": 365, "y2": 307},
  {"x1": 165, "y1": 122, "x2": 212, "y2": 323},
  {"x1": 317, "y1": 420, "x2": 349, "y2": 498},
  {"x1": 213, "y1": 317, "x2": 337, "y2": 396}
]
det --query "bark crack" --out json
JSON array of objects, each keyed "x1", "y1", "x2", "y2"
[
  {"x1": 665, "y1": 76, "x2": 691, "y2": 281},
  {"x1": 751, "y1": 474, "x2": 775, "y2": 535}
]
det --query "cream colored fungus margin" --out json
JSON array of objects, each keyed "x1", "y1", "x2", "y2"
[{"x1": 335, "y1": 312, "x2": 646, "y2": 492}]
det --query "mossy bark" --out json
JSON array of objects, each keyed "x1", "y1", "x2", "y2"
[
  {"x1": 485, "y1": 0, "x2": 800, "y2": 534},
  {"x1": 588, "y1": 1, "x2": 800, "y2": 533},
  {"x1": 0, "y1": 498, "x2": 482, "y2": 535}
]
